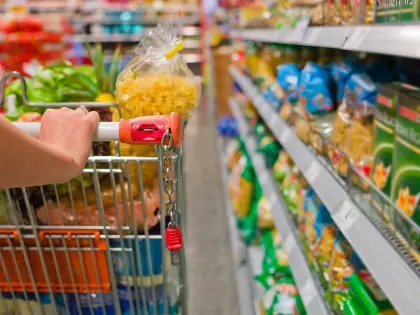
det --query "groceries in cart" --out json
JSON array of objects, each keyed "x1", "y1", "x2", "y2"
[{"x1": 0, "y1": 23, "x2": 194, "y2": 315}]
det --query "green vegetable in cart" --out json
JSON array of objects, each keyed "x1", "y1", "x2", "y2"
[{"x1": 262, "y1": 277, "x2": 306, "y2": 315}]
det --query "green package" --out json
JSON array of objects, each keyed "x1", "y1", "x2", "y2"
[
  {"x1": 258, "y1": 135, "x2": 282, "y2": 168},
  {"x1": 343, "y1": 299, "x2": 364, "y2": 315},
  {"x1": 348, "y1": 272, "x2": 397, "y2": 315},
  {"x1": 230, "y1": 154, "x2": 255, "y2": 218},
  {"x1": 391, "y1": 91, "x2": 420, "y2": 251},
  {"x1": 375, "y1": 2, "x2": 400, "y2": 24},
  {"x1": 273, "y1": 151, "x2": 292, "y2": 183},
  {"x1": 261, "y1": 230, "x2": 291, "y2": 278},
  {"x1": 262, "y1": 277, "x2": 306, "y2": 315},
  {"x1": 400, "y1": 0, "x2": 420, "y2": 22},
  {"x1": 372, "y1": 84, "x2": 398, "y2": 221},
  {"x1": 237, "y1": 181, "x2": 262, "y2": 245}
]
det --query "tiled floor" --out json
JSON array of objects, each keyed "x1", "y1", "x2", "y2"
[{"x1": 183, "y1": 102, "x2": 240, "y2": 315}]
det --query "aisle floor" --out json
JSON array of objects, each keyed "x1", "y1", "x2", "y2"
[{"x1": 184, "y1": 101, "x2": 240, "y2": 315}]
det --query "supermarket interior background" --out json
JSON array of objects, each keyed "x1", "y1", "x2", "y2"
[{"x1": 1, "y1": 0, "x2": 420, "y2": 315}]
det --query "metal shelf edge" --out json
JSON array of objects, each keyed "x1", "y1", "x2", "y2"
[
  {"x1": 230, "y1": 26, "x2": 420, "y2": 58},
  {"x1": 229, "y1": 98, "x2": 331, "y2": 315},
  {"x1": 229, "y1": 65, "x2": 420, "y2": 315}
]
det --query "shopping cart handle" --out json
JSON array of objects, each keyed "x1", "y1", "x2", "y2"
[{"x1": 12, "y1": 112, "x2": 184, "y2": 147}]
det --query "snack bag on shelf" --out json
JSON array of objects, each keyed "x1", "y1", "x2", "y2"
[
  {"x1": 391, "y1": 90, "x2": 420, "y2": 256},
  {"x1": 226, "y1": 139, "x2": 245, "y2": 173},
  {"x1": 238, "y1": 180, "x2": 262, "y2": 245},
  {"x1": 348, "y1": 252, "x2": 398, "y2": 315},
  {"x1": 273, "y1": 151, "x2": 292, "y2": 183},
  {"x1": 277, "y1": 63, "x2": 300, "y2": 104},
  {"x1": 303, "y1": 188, "x2": 337, "y2": 269},
  {"x1": 261, "y1": 277, "x2": 306, "y2": 315},
  {"x1": 228, "y1": 154, "x2": 255, "y2": 218},
  {"x1": 326, "y1": 234, "x2": 354, "y2": 312},
  {"x1": 114, "y1": 24, "x2": 200, "y2": 188},
  {"x1": 258, "y1": 196, "x2": 275, "y2": 229},
  {"x1": 245, "y1": 41, "x2": 261, "y2": 77},
  {"x1": 328, "y1": 100, "x2": 353, "y2": 177},
  {"x1": 344, "y1": 73, "x2": 377, "y2": 191},
  {"x1": 330, "y1": 60, "x2": 361, "y2": 105},
  {"x1": 258, "y1": 134, "x2": 282, "y2": 168},
  {"x1": 261, "y1": 229, "x2": 291, "y2": 278},
  {"x1": 297, "y1": 62, "x2": 334, "y2": 147}
]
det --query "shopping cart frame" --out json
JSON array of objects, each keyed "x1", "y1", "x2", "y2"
[{"x1": 0, "y1": 71, "x2": 188, "y2": 315}]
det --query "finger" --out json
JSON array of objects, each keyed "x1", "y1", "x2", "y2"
[
  {"x1": 75, "y1": 106, "x2": 89, "y2": 116},
  {"x1": 60, "y1": 107, "x2": 72, "y2": 113},
  {"x1": 85, "y1": 111, "x2": 100, "y2": 127}
]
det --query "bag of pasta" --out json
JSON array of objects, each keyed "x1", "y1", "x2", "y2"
[
  {"x1": 113, "y1": 24, "x2": 200, "y2": 188},
  {"x1": 343, "y1": 73, "x2": 377, "y2": 191}
]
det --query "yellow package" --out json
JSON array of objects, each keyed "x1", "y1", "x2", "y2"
[
  {"x1": 114, "y1": 24, "x2": 200, "y2": 188},
  {"x1": 228, "y1": 156, "x2": 255, "y2": 218},
  {"x1": 257, "y1": 196, "x2": 274, "y2": 229}
]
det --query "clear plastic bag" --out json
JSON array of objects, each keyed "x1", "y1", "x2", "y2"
[{"x1": 113, "y1": 24, "x2": 200, "y2": 188}]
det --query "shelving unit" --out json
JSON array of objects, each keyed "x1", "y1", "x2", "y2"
[
  {"x1": 217, "y1": 137, "x2": 264, "y2": 315},
  {"x1": 230, "y1": 26, "x2": 420, "y2": 59},
  {"x1": 229, "y1": 98, "x2": 331, "y2": 315},
  {"x1": 229, "y1": 64, "x2": 420, "y2": 315}
]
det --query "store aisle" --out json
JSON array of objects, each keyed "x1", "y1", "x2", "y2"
[{"x1": 184, "y1": 101, "x2": 240, "y2": 315}]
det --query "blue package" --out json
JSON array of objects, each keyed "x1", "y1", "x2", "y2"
[
  {"x1": 344, "y1": 73, "x2": 377, "y2": 113},
  {"x1": 263, "y1": 88, "x2": 281, "y2": 111},
  {"x1": 217, "y1": 116, "x2": 238, "y2": 138},
  {"x1": 119, "y1": 284, "x2": 177, "y2": 315},
  {"x1": 277, "y1": 63, "x2": 300, "y2": 103},
  {"x1": 330, "y1": 61, "x2": 359, "y2": 104},
  {"x1": 304, "y1": 188, "x2": 332, "y2": 224},
  {"x1": 110, "y1": 237, "x2": 163, "y2": 280},
  {"x1": 55, "y1": 292, "x2": 116, "y2": 315},
  {"x1": 299, "y1": 62, "x2": 334, "y2": 114}
]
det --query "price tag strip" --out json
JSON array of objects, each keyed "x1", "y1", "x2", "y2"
[
  {"x1": 300, "y1": 280, "x2": 316, "y2": 308},
  {"x1": 305, "y1": 160, "x2": 322, "y2": 185},
  {"x1": 280, "y1": 128, "x2": 292, "y2": 145},
  {"x1": 283, "y1": 233, "x2": 296, "y2": 254},
  {"x1": 333, "y1": 199, "x2": 361, "y2": 234}
]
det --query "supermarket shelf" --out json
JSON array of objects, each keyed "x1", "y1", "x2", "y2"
[
  {"x1": 230, "y1": 26, "x2": 420, "y2": 58},
  {"x1": 229, "y1": 65, "x2": 420, "y2": 315},
  {"x1": 217, "y1": 137, "x2": 263, "y2": 315},
  {"x1": 229, "y1": 98, "x2": 331, "y2": 315}
]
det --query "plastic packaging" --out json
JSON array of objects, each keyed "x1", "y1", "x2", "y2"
[
  {"x1": 344, "y1": 73, "x2": 377, "y2": 191},
  {"x1": 114, "y1": 24, "x2": 200, "y2": 188},
  {"x1": 262, "y1": 277, "x2": 306, "y2": 315},
  {"x1": 257, "y1": 196, "x2": 274, "y2": 229},
  {"x1": 228, "y1": 155, "x2": 255, "y2": 218},
  {"x1": 276, "y1": 63, "x2": 300, "y2": 104}
]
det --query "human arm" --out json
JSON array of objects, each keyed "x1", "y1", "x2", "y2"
[{"x1": 0, "y1": 107, "x2": 99, "y2": 189}]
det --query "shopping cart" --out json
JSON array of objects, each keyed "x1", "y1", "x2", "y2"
[{"x1": 0, "y1": 72, "x2": 187, "y2": 315}]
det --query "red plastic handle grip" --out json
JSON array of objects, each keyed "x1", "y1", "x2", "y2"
[{"x1": 119, "y1": 112, "x2": 184, "y2": 147}]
